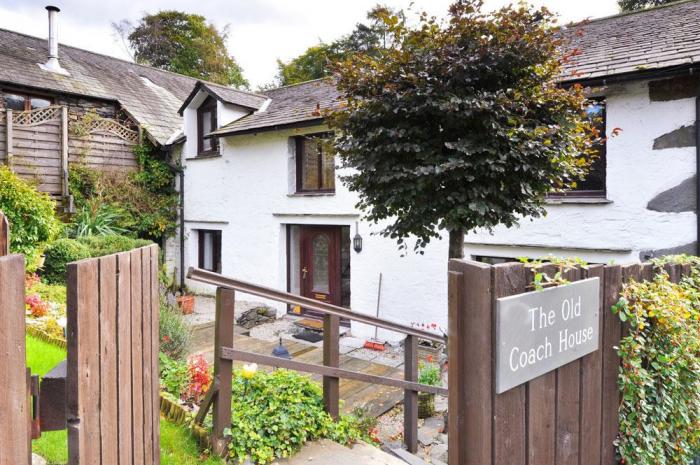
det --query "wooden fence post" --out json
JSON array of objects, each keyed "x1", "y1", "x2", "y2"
[
  {"x1": 0, "y1": 254, "x2": 29, "y2": 465},
  {"x1": 403, "y1": 334, "x2": 418, "y2": 454},
  {"x1": 5, "y1": 109, "x2": 12, "y2": 169},
  {"x1": 212, "y1": 287, "x2": 234, "y2": 456},
  {"x1": 61, "y1": 106, "x2": 69, "y2": 201},
  {"x1": 323, "y1": 314, "x2": 340, "y2": 420},
  {"x1": 448, "y1": 260, "x2": 493, "y2": 465},
  {"x1": 0, "y1": 211, "x2": 9, "y2": 256}
]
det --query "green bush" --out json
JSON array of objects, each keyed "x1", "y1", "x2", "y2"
[
  {"x1": 159, "y1": 352, "x2": 189, "y2": 398},
  {"x1": 41, "y1": 235, "x2": 152, "y2": 284},
  {"x1": 68, "y1": 142, "x2": 178, "y2": 241},
  {"x1": 77, "y1": 235, "x2": 151, "y2": 257},
  {"x1": 613, "y1": 270, "x2": 700, "y2": 465},
  {"x1": 0, "y1": 167, "x2": 62, "y2": 270},
  {"x1": 159, "y1": 300, "x2": 190, "y2": 360},
  {"x1": 417, "y1": 362, "x2": 441, "y2": 386},
  {"x1": 224, "y1": 369, "x2": 375, "y2": 464},
  {"x1": 69, "y1": 200, "x2": 127, "y2": 237},
  {"x1": 42, "y1": 239, "x2": 91, "y2": 284}
]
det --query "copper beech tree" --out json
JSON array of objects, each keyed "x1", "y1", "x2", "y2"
[{"x1": 328, "y1": 0, "x2": 597, "y2": 259}]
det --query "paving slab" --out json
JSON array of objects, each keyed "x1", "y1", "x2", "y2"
[{"x1": 278, "y1": 440, "x2": 407, "y2": 465}]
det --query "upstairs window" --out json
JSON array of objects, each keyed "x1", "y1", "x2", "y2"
[
  {"x1": 3, "y1": 92, "x2": 52, "y2": 111},
  {"x1": 296, "y1": 134, "x2": 335, "y2": 193},
  {"x1": 197, "y1": 229, "x2": 222, "y2": 273},
  {"x1": 556, "y1": 99, "x2": 607, "y2": 197},
  {"x1": 197, "y1": 97, "x2": 218, "y2": 156}
]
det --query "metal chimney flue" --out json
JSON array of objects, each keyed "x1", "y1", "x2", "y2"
[{"x1": 39, "y1": 5, "x2": 69, "y2": 75}]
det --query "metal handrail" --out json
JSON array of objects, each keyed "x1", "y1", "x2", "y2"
[{"x1": 187, "y1": 267, "x2": 446, "y2": 344}]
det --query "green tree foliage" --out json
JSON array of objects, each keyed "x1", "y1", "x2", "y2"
[
  {"x1": 618, "y1": 0, "x2": 680, "y2": 11},
  {"x1": 0, "y1": 167, "x2": 62, "y2": 270},
  {"x1": 275, "y1": 6, "x2": 394, "y2": 86},
  {"x1": 119, "y1": 11, "x2": 248, "y2": 87},
  {"x1": 328, "y1": 1, "x2": 596, "y2": 258}
]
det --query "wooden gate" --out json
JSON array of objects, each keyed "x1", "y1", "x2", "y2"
[
  {"x1": 66, "y1": 245, "x2": 160, "y2": 465},
  {"x1": 0, "y1": 211, "x2": 160, "y2": 465},
  {"x1": 447, "y1": 259, "x2": 692, "y2": 465}
]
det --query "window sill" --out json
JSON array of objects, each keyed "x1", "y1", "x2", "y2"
[
  {"x1": 288, "y1": 192, "x2": 336, "y2": 197},
  {"x1": 185, "y1": 154, "x2": 222, "y2": 161},
  {"x1": 545, "y1": 197, "x2": 612, "y2": 205}
]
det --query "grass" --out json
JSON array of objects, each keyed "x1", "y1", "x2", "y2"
[
  {"x1": 25, "y1": 334, "x2": 222, "y2": 465},
  {"x1": 26, "y1": 335, "x2": 68, "y2": 465},
  {"x1": 160, "y1": 419, "x2": 223, "y2": 465}
]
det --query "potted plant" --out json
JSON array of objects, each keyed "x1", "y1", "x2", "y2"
[
  {"x1": 176, "y1": 291, "x2": 195, "y2": 315},
  {"x1": 417, "y1": 358, "x2": 441, "y2": 419}
]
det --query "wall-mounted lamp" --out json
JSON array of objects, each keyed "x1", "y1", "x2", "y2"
[{"x1": 353, "y1": 222, "x2": 363, "y2": 253}]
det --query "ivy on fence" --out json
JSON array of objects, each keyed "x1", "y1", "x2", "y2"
[{"x1": 614, "y1": 257, "x2": 700, "y2": 465}]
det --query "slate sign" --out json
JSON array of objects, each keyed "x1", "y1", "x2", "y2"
[{"x1": 496, "y1": 277, "x2": 600, "y2": 394}]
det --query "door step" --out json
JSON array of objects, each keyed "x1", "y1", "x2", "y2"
[{"x1": 388, "y1": 447, "x2": 447, "y2": 465}]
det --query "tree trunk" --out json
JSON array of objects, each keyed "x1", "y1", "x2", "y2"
[{"x1": 448, "y1": 229, "x2": 465, "y2": 259}]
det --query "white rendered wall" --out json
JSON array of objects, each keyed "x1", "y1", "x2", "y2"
[
  {"x1": 464, "y1": 79, "x2": 696, "y2": 264},
  {"x1": 175, "y1": 78, "x2": 696, "y2": 341},
  {"x1": 181, "y1": 125, "x2": 449, "y2": 341}
]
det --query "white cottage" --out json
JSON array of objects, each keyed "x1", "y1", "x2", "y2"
[{"x1": 168, "y1": 1, "x2": 700, "y2": 340}]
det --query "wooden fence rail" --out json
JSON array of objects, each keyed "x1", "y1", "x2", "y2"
[
  {"x1": 447, "y1": 259, "x2": 692, "y2": 465},
  {"x1": 187, "y1": 267, "x2": 447, "y2": 455}
]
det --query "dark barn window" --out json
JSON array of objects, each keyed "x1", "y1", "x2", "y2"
[
  {"x1": 197, "y1": 229, "x2": 222, "y2": 273},
  {"x1": 197, "y1": 97, "x2": 218, "y2": 156},
  {"x1": 296, "y1": 135, "x2": 335, "y2": 193},
  {"x1": 3, "y1": 92, "x2": 52, "y2": 111}
]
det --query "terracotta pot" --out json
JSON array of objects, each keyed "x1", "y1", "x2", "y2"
[
  {"x1": 418, "y1": 392, "x2": 436, "y2": 419},
  {"x1": 177, "y1": 295, "x2": 195, "y2": 315}
]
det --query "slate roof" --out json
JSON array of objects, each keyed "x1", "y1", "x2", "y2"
[
  {"x1": 0, "y1": 28, "x2": 260, "y2": 144},
  {"x1": 210, "y1": 79, "x2": 341, "y2": 136},
  {"x1": 560, "y1": 0, "x2": 700, "y2": 83},
  {"x1": 177, "y1": 81, "x2": 268, "y2": 115}
]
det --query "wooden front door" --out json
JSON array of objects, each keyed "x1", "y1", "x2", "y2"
[{"x1": 300, "y1": 226, "x2": 341, "y2": 313}]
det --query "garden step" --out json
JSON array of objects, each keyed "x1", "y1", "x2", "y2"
[{"x1": 278, "y1": 439, "x2": 407, "y2": 465}]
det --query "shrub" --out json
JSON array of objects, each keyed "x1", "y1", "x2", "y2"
[
  {"x1": 77, "y1": 234, "x2": 151, "y2": 257},
  {"x1": 160, "y1": 352, "x2": 189, "y2": 398},
  {"x1": 42, "y1": 238, "x2": 91, "y2": 284},
  {"x1": 183, "y1": 354, "x2": 212, "y2": 403},
  {"x1": 68, "y1": 142, "x2": 177, "y2": 241},
  {"x1": 159, "y1": 300, "x2": 190, "y2": 360},
  {"x1": 25, "y1": 293, "x2": 50, "y2": 317},
  {"x1": 417, "y1": 361, "x2": 441, "y2": 386},
  {"x1": 69, "y1": 200, "x2": 127, "y2": 237},
  {"x1": 28, "y1": 279, "x2": 67, "y2": 309},
  {"x1": 41, "y1": 235, "x2": 152, "y2": 284},
  {"x1": 225, "y1": 369, "x2": 375, "y2": 464},
  {"x1": 0, "y1": 167, "x2": 62, "y2": 270},
  {"x1": 613, "y1": 271, "x2": 700, "y2": 465}
]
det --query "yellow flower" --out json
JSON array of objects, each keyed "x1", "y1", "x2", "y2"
[{"x1": 242, "y1": 363, "x2": 258, "y2": 380}]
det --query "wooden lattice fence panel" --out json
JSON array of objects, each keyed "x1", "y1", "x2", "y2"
[
  {"x1": 66, "y1": 244, "x2": 160, "y2": 465},
  {"x1": 12, "y1": 117, "x2": 63, "y2": 197}
]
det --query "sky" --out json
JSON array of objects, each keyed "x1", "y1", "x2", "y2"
[{"x1": 0, "y1": 0, "x2": 620, "y2": 88}]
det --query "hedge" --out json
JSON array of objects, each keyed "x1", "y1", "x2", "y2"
[{"x1": 42, "y1": 235, "x2": 153, "y2": 284}]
